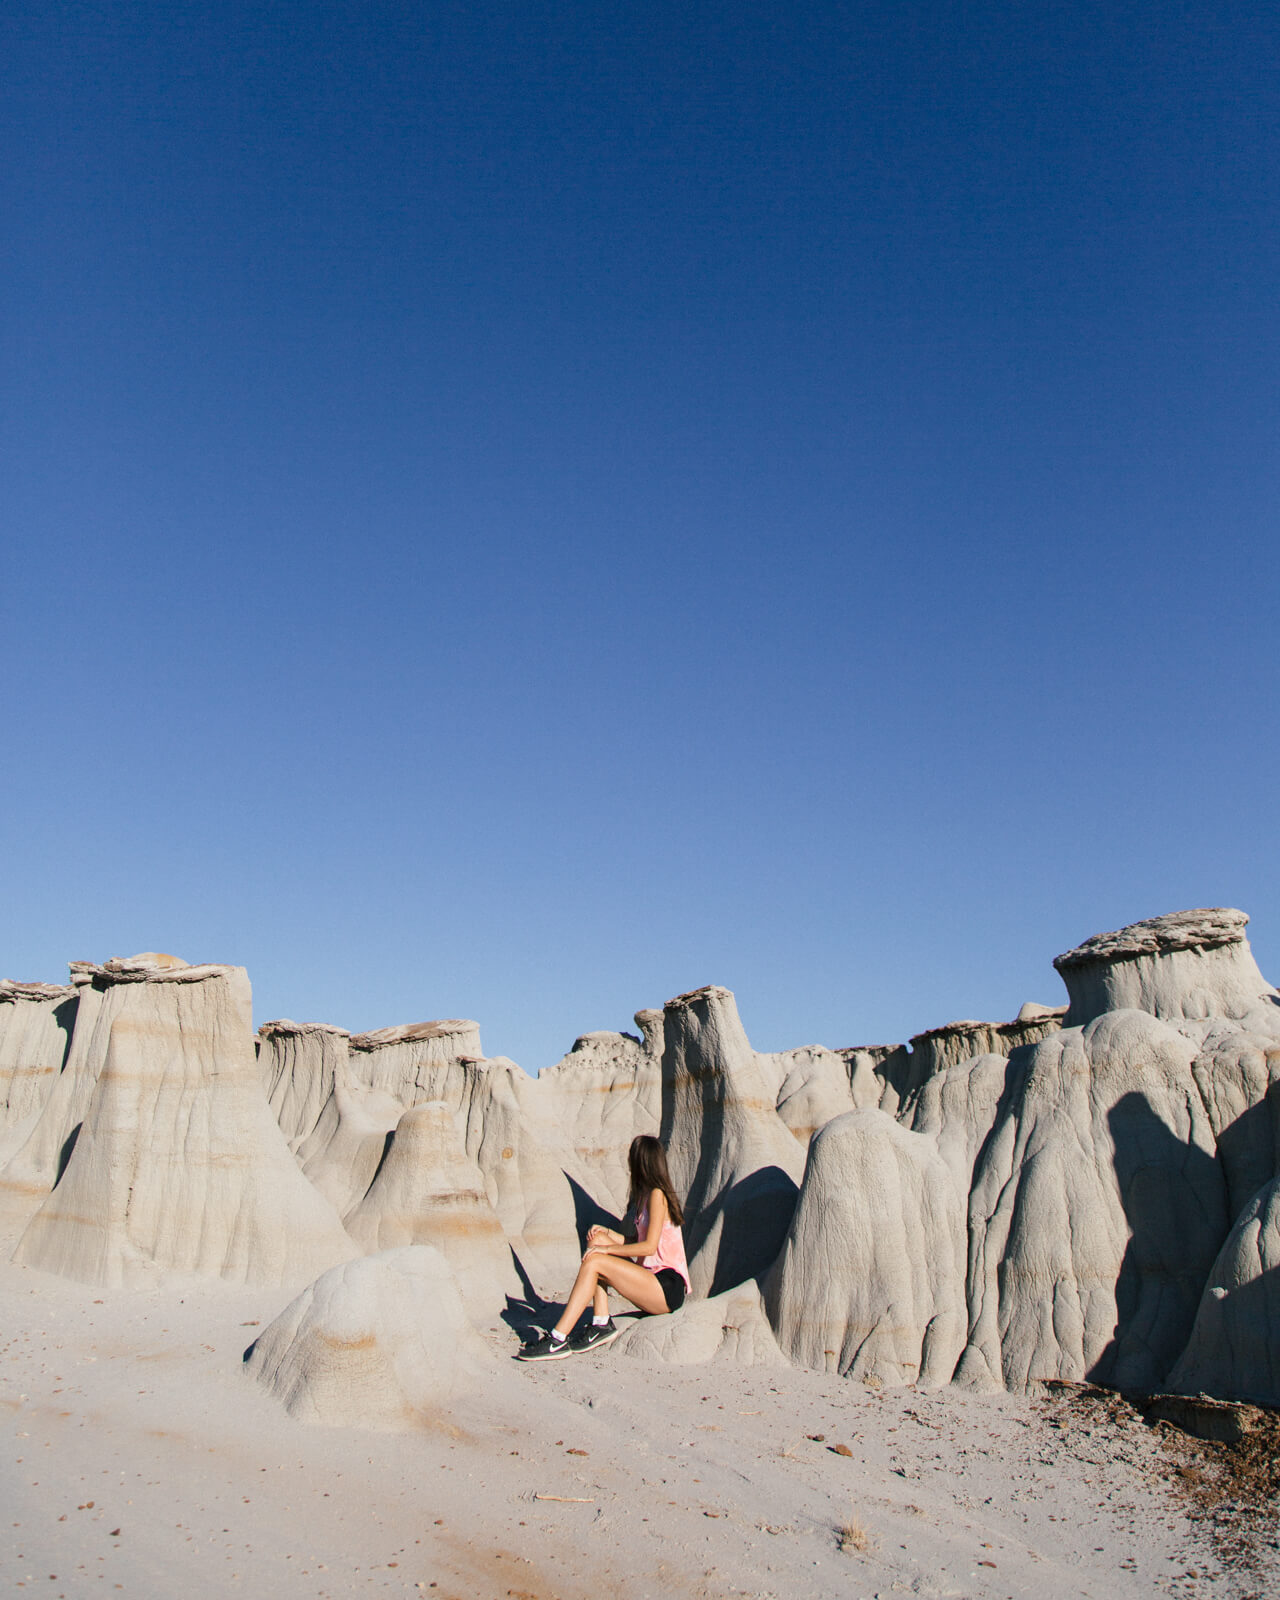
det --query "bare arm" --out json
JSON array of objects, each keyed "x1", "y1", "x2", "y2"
[{"x1": 590, "y1": 1189, "x2": 666, "y2": 1259}]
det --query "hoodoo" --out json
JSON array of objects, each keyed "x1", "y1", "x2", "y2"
[
  {"x1": 658, "y1": 985, "x2": 805, "y2": 1297},
  {"x1": 533, "y1": 1017, "x2": 662, "y2": 1211},
  {"x1": 1054, "y1": 908, "x2": 1278, "y2": 1027},
  {"x1": 348, "y1": 1019, "x2": 483, "y2": 1103},
  {"x1": 11, "y1": 956, "x2": 356, "y2": 1288}
]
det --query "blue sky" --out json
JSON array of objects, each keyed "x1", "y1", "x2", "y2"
[{"x1": 4, "y1": 1, "x2": 1277, "y2": 1069}]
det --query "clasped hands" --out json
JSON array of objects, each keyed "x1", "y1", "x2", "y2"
[{"x1": 583, "y1": 1224, "x2": 621, "y2": 1260}]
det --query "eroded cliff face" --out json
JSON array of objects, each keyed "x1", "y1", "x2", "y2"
[
  {"x1": 10, "y1": 906, "x2": 1280, "y2": 1417},
  {"x1": 9, "y1": 956, "x2": 356, "y2": 1289}
]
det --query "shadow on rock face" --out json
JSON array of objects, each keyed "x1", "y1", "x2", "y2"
[
  {"x1": 1092, "y1": 1090, "x2": 1227, "y2": 1392},
  {"x1": 565, "y1": 1170, "x2": 625, "y2": 1249},
  {"x1": 697, "y1": 1164, "x2": 799, "y2": 1299}
]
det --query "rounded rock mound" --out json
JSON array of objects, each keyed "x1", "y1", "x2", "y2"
[{"x1": 246, "y1": 1246, "x2": 492, "y2": 1429}]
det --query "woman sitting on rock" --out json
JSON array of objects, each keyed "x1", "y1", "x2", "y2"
[{"x1": 517, "y1": 1133, "x2": 690, "y2": 1360}]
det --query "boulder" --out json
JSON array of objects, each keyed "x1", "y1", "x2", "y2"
[
  {"x1": 345, "y1": 1102, "x2": 516, "y2": 1317},
  {"x1": 658, "y1": 986, "x2": 805, "y2": 1297},
  {"x1": 1054, "y1": 908, "x2": 1278, "y2": 1028},
  {"x1": 764, "y1": 1109, "x2": 966, "y2": 1387},
  {"x1": 1168, "y1": 1174, "x2": 1280, "y2": 1407},
  {"x1": 12, "y1": 957, "x2": 356, "y2": 1288},
  {"x1": 246, "y1": 1246, "x2": 491, "y2": 1429}
]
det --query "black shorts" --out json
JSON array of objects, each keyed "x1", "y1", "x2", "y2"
[{"x1": 654, "y1": 1267, "x2": 686, "y2": 1312}]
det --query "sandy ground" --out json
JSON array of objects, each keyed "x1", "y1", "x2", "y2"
[{"x1": 1, "y1": 1249, "x2": 1273, "y2": 1600}]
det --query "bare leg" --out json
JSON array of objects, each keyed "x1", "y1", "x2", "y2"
[
  {"x1": 553, "y1": 1257, "x2": 605, "y2": 1338},
  {"x1": 553, "y1": 1254, "x2": 669, "y2": 1337},
  {"x1": 593, "y1": 1284, "x2": 608, "y2": 1319}
]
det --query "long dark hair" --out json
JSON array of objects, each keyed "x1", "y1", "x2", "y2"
[{"x1": 628, "y1": 1134, "x2": 684, "y2": 1227}]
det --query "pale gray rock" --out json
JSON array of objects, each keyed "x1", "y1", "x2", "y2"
[
  {"x1": 339, "y1": 1020, "x2": 584, "y2": 1281},
  {"x1": 907, "y1": 1050, "x2": 1024, "y2": 1201},
  {"x1": 907, "y1": 1009, "x2": 1067, "y2": 1086},
  {"x1": 296, "y1": 1054, "x2": 407, "y2": 1219},
  {"x1": 959, "y1": 1009, "x2": 1229, "y2": 1394},
  {"x1": 764, "y1": 1108, "x2": 966, "y2": 1388},
  {"x1": 0, "y1": 964, "x2": 108, "y2": 1212},
  {"x1": 770, "y1": 1045, "x2": 859, "y2": 1144},
  {"x1": 614, "y1": 1280, "x2": 788, "y2": 1367},
  {"x1": 1184, "y1": 1019, "x2": 1280, "y2": 1220},
  {"x1": 469, "y1": 1058, "x2": 584, "y2": 1284},
  {"x1": 839, "y1": 1043, "x2": 910, "y2": 1114},
  {"x1": 839, "y1": 1011, "x2": 1063, "y2": 1124},
  {"x1": 0, "y1": 981, "x2": 77, "y2": 1167},
  {"x1": 347, "y1": 1019, "x2": 483, "y2": 1102},
  {"x1": 534, "y1": 1016, "x2": 662, "y2": 1213},
  {"x1": 12, "y1": 957, "x2": 356, "y2": 1288},
  {"x1": 246, "y1": 1246, "x2": 491, "y2": 1429},
  {"x1": 345, "y1": 1102, "x2": 516, "y2": 1317},
  {"x1": 659, "y1": 986, "x2": 805, "y2": 1297},
  {"x1": 259, "y1": 1019, "x2": 352, "y2": 1150},
  {"x1": 1054, "y1": 908, "x2": 1278, "y2": 1027},
  {"x1": 1169, "y1": 1175, "x2": 1280, "y2": 1407}
]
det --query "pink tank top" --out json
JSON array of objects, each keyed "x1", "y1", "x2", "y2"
[{"x1": 635, "y1": 1198, "x2": 691, "y2": 1290}]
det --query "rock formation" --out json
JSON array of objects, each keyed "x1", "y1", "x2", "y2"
[
  {"x1": 840, "y1": 1043, "x2": 911, "y2": 1114},
  {"x1": 259, "y1": 1018, "x2": 352, "y2": 1150},
  {"x1": 295, "y1": 1056, "x2": 408, "y2": 1219},
  {"x1": 1, "y1": 962, "x2": 110, "y2": 1211},
  {"x1": 6, "y1": 905, "x2": 1280, "y2": 1415},
  {"x1": 1054, "y1": 908, "x2": 1278, "y2": 1027},
  {"x1": 533, "y1": 1017, "x2": 662, "y2": 1212},
  {"x1": 764, "y1": 1109, "x2": 966, "y2": 1387},
  {"x1": 348, "y1": 1019, "x2": 483, "y2": 1102},
  {"x1": 0, "y1": 981, "x2": 76, "y2": 1166},
  {"x1": 1169, "y1": 1175, "x2": 1280, "y2": 1407},
  {"x1": 658, "y1": 986, "x2": 805, "y2": 1297},
  {"x1": 11, "y1": 956, "x2": 356, "y2": 1288},
  {"x1": 246, "y1": 1246, "x2": 491, "y2": 1428},
  {"x1": 615, "y1": 1280, "x2": 788, "y2": 1367},
  {"x1": 959, "y1": 1009, "x2": 1229, "y2": 1393},
  {"x1": 344, "y1": 1101, "x2": 516, "y2": 1315},
  {"x1": 769, "y1": 1045, "x2": 859, "y2": 1144}
]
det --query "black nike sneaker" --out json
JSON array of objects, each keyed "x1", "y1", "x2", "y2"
[
  {"x1": 515, "y1": 1331, "x2": 574, "y2": 1361},
  {"x1": 567, "y1": 1318, "x2": 623, "y2": 1354}
]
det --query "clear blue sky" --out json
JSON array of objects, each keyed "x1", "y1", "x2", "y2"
[{"x1": 4, "y1": 1, "x2": 1277, "y2": 1069}]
